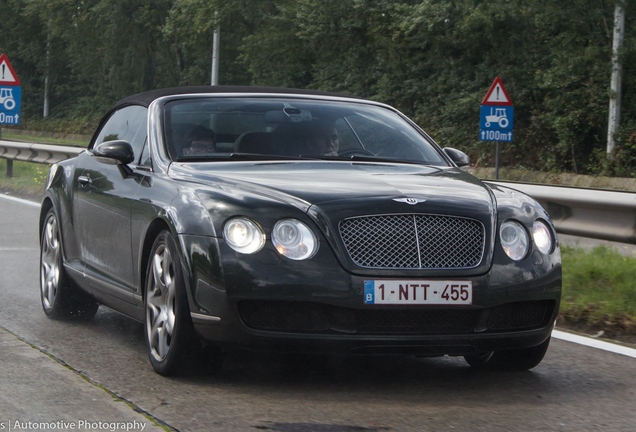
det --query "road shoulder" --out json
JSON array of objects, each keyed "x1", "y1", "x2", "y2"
[{"x1": 0, "y1": 328, "x2": 170, "y2": 431}]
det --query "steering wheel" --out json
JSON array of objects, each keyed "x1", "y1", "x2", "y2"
[{"x1": 338, "y1": 148, "x2": 375, "y2": 157}]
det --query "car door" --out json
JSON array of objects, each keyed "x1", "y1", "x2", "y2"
[{"x1": 75, "y1": 105, "x2": 148, "y2": 305}]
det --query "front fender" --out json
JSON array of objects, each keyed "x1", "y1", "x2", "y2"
[
  {"x1": 41, "y1": 161, "x2": 82, "y2": 263},
  {"x1": 487, "y1": 183, "x2": 562, "y2": 299}
]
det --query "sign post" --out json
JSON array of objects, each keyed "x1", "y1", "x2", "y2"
[
  {"x1": 479, "y1": 77, "x2": 513, "y2": 179},
  {"x1": 0, "y1": 53, "x2": 21, "y2": 178}
]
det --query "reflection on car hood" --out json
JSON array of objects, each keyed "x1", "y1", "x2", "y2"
[{"x1": 169, "y1": 160, "x2": 494, "y2": 214}]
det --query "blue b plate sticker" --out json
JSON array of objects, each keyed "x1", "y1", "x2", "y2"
[
  {"x1": 363, "y1": 280, "x2": 472, "y2": 305},
  {"x1": 364, "y1": 280, "x2": 375, "y2": 304}
]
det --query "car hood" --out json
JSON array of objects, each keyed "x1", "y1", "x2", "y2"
[
  {"x1": 169, "y1": 160, "x2": 494, "y2": 213},
  {"x1": 170, "y1": 161, "x2": 496, "y2": 276}
]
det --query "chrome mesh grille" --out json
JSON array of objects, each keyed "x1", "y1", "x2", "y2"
[{"x1": 339, "y1": 214, "x2": 485, "y2": 269}]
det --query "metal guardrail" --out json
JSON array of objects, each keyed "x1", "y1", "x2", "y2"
[
  {"x1": 0, "y1": 139, "x2": 84, "y2": 177},
  {"x1": 0, "y1": 139, "x2": 83, "y2": 164},
  {"x1": 1, "y1": 140, "x2": 635, "y2": 245}
]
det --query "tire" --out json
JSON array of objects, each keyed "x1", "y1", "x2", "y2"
[
  {"x1": 4, "y1": 99, "x2": 15, "y2": 110},
  {"x1": 464, "y1": 337, "x2": 551, "y2": 371},
  {"x1": 144, "y1": 230, "x2": 223, "y2": 376},
  {"x1": 40, "y1": 209, "x2": 99, "y2": 320},
  {"x1": 498, "y1": 117, "x2": 509, "y2": 128}
]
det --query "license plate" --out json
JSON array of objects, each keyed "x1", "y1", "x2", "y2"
[{"x1": 364, "y1": 280, "x2": 472, "y2": 305}]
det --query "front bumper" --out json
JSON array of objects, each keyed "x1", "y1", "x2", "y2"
[{"x1": 181, "y1": 235, "x2": 561, "y2": 356}]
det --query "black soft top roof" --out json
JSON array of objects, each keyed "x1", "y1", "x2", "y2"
[{"x1": 112, "y1": 85, "x2": 363, "y2": 110}]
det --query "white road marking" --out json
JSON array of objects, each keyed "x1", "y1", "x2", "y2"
[
  {"x1": 2, "y1": 192, "x2": 636, "y2": 359},
  {"x1": 552, "y1": 330, "x2": 636, "y2": 358},
  {"x1": 0, "y1": 193, "x2": 40, "y2": 207}
]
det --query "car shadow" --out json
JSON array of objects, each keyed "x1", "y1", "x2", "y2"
[{"x1": 68, "y1": 307, "x2": 623, "y2": 404}]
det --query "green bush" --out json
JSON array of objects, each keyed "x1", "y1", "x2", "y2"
[{"x1": 4, "y1": 0, "x2": 636, "y2": 177}]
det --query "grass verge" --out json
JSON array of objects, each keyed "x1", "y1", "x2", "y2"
[
  {"x1": 0, "y1": 159, "x2": 48, "y2": 199},
  {"x1": 560, "y1": 246, "x2": 636, "y2": 337},
  {"x1": 0, "y1": 133, "x2": 83, "y2": 199}
]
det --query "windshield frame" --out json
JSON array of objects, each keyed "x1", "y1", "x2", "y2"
[{"x1": 150, "y1": 93, "x2": 453, "y2": 171}]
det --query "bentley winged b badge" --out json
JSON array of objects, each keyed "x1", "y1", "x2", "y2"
[{"x1": 393, "y1": 197, "x2": 427, "y2": 205}]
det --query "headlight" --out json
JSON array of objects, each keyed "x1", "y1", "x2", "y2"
[
  {"x1": 272, "y1": 219, "x2": 319, "y2": 260},
  {"x1": 223, "y1": 217, "x2": 265, "y2": 254},
  {"x1": 500, "y1": 220, "x2": 529, "y2": 261},
  {"x1": 533, "y1": 220, "x2": 553, "y2": 254}
]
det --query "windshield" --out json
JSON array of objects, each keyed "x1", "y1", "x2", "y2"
[{"x1": 163, "y1": 98, "x2": 448, "y2": 166}]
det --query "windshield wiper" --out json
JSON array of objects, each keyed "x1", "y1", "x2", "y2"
[
  {"x1": 175, "y1": 153, "x2": 430, "y2": 165},
  {"x1": 175, "y1": 153, "x2": 320, "y2": 162},
  {"x1": 299, "y1": 154, "x2": 432, "y2": 166}
]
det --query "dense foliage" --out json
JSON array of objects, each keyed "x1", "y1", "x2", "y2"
[{"x1": 2, "y1": 0, "x2": 635, "y2": 175}]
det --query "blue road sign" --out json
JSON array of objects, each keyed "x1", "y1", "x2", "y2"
[
  {"x1": 480, "y1": 105, "x2": 513, "y2": 130},
  {"x1": 479, "y1": 104, "x2": 513, "y2": 142},
  {"x1": 480, "y1": 129, "x2": 513, "y2": 142},
  {"x1": 0, "y1": 86, "x2": 21, "y2": 125},
  {"x1": 0, "y1": 111, "x2": 20, "y2": 125}
]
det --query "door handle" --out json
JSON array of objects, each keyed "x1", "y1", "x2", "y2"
[{"x1": 78, "y1": 175, "x2": 91, "y2": 186}]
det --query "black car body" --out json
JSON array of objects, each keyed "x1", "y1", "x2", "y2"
[{"x1": 39, "y1": 86, "x2": 561, "y2": 375}]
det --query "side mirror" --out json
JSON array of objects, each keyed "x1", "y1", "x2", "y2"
[
  {"x1": 93, "y1": 140, "x2": 135, "y2": 165},
  {"x1": 443, "y1": 147, "x2": 470, "y2": 168}
]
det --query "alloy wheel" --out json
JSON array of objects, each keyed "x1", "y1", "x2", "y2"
[
  {"x1": 146, "y1": 243, "x2": 177, "y2": 362},
  {"x1": 41, "y1": 214, "x2": 61, "y2": 309}
]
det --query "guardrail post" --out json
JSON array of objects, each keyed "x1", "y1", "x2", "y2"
[
  {"x1": 0, "y1": 127, "x2": 13, "y2": 178},
  {"x1": 0, "y1": 126, "x2": 9, "y2": 178},
  {"x1": 495, "y1": 141, "x2": 500, "y2": 180},
  {"x1": 0, "y1": 126, "x2": 11, "y2": 178}
]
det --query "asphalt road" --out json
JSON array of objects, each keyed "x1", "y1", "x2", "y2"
[{"x1": 1, "y1": 194, "x2": 635, "y2": 432}]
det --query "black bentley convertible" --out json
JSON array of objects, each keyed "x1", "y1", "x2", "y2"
[{"x1": 39, "y1": 86, "x2": 561, "y2": 375}]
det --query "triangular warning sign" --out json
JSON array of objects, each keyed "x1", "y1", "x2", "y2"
[
  {"x1": 0, "y1": 54, "x2": 21, "y2": 86},
  {"x1": 482, "y1": 77, "x2": 512, "y2": 106}
]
